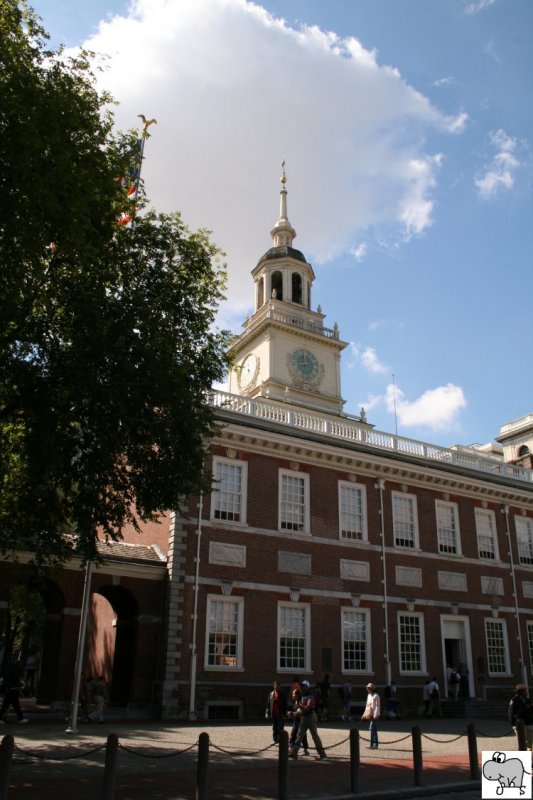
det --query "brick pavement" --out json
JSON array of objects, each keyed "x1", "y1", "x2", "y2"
[{"x1": 1, "y1": 714, "x2": 519, "y2": 799}]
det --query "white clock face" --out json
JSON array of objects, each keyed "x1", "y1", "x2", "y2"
[{"x1": 239, "y1": 354, "x2": 258, "y2": 389}]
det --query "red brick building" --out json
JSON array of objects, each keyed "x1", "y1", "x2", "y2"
[
  {"x1": 151, "y1": 174, "x2": 533, "y2": 719},
  {"x1": 2, "y1": 175, "x2": 532, "y2": 719}
]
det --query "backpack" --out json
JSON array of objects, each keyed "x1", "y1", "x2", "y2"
[
  {"x1": 337, "y1": 686, "x2": 345, "y2": 700},
  {"x1": 507, "y1": 700, "x2": 515, "y2": 725}
]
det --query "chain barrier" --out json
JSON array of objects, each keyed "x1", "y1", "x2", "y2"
[
  {"x1": 476, "y1": 725, "x2": 515, "y2": 738},
  {"x1": 13, "y1": 741, "x2": 107, "y2": 761},
  {"x1": 210, "y1": 740, "x2": 275, "y2": 756},
  {"x1": 421, "y1": 732, "x2": 465, "y2": 744},
  {"x1": 118, "y1": 741, "x2": 198, "y2": 759}
]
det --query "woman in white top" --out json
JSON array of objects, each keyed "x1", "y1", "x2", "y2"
[{"x1": 362, "y1": 682, "x2": 380, "y2": 749}]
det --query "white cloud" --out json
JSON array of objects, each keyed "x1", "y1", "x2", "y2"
[
  {"x1": 385, "y1": 382, "x2": 467, "y2": 432},
  {"x1": 446, "y1": 111, "x2": 468, "y2": 134},
  {"x1": 77, "y1": 0, "x2": 457, "y2": 312},
  {"x1": 433, "y1": 76, "x2": 454, "y2": 87},
  {"x1": 349, "y1": 343, "x2": 388, "y2": 374},
  {"x1": 475, "y1": 129, "x2": 521, "y2": 199},
  {"x1": 464, "y1": 0, "x2": 497, "y2": 15},
  {"x1": 351, "y1": 243, "x2": 367, "y2": 262}
]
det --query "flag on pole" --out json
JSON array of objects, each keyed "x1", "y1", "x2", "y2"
[{"x1": 115, "y1": 137, "x2": 143, "y2": 226}]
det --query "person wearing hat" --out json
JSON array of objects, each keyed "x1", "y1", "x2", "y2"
[
  {"x1": 508, "y1": 683, "x2": 533, "y2": 750},
  {"x1": 361, "y1": 683, "x2": 380, "y2": 749},
  {"x1": 288, "y1": 680, "x2": 327, "y2": 760}
]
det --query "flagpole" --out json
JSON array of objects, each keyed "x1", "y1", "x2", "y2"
[{"x1": 65, "y1": 561, "x2": 93, "y2": 734}]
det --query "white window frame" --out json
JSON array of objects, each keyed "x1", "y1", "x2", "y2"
[
  {"x1": 392, "y1": 492, "x2": 420, "y2": 549},
  {"x1": 341, "y1": 607, "x2": 371, "y2": 673},
  {"x1": 484, "y1": 617, "x2": 510, "y2": 676},
  {"x1": 475, "y1": 508, "x2": 499, "y2": 561},
  {"x1": 279, "y1": 469, "x2": 310, "y2": 533},
  {"x1": 397, "y1": 612, "x2": 426, "y2": 674},
  {"x1": 338, "y1": 481, "x2": 368, "y2": 541},
  {"x1": 205, "y1": 595, "x2": 244, "y2": 671},
  {"x1": 211, "y1": 456, "x2": 248, "y2": 524},
  {"x1": 277, "y1": 602, "x2": 310, "y2": 673},
  {"x1": 515, "y1": 516, "x2": 533, "y2": 566},
  {"x1": 436, "y1": 500, "x2": 461, "y2": 555}
]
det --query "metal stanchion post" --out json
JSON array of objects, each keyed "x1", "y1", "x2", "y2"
[
  {"x1": 467, "y1": 722, "x2": 480, "y2": 780},
  {"x1": 196, "y1": 731, "x2": 209, "y2": 800},
  {"x1": 101, "y1": 732, "x2": 119, "y2": 800},
  {"x1": 412, "y1": 725, "x2": 424, "y2": 786},
  {"x1": 515, "y1": 719, "x2": 527, "y2": 751},
  {"x1": 278, "y1": 729, "x2": 289, "y2": 800},
  {"x1": 350, "y1": 727, "x2": 361, "y2": 794},
  {"x1": 0, "y1": 735, "x2": 15, "y2": 800}
]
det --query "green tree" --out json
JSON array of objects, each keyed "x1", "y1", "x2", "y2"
[{"x1": 0, "y1": 1, "x2": 230, "y2": 563}]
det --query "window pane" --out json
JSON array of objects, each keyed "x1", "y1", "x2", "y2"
[
  {"x1": 208, "y1": 599, "x2": 239, "y2": 667},
  {"x1": 340, "y1": 485, "x2": 364, "y2": 540},
  {"x1": 485, "y1": 620, "x2": 507, "y2": 674},
  {"x1": 281, "y1": 474, "x2": 306, "y2": 531},
  {"x1": 214, "y1": 461, "x2": 242, "y2": 522},
  {"x1": 437, "y1": 502, "x2": 458, "y2": 554},
  {"x1": 476, "y1": 510, "x2": 496, "y2": 560},
  {"x1": 516, "y1": 518, "x2": 533, "y2": 565},
  {"x1": 279, "y1": 606, "x2": 306, "y2": 669},
  {"x1": 393, "y1": 495, "x2": 416, "y2": 548},
  {"x1": 399, "y1": 614, "x2": 421, "y2": 672},
  {"x1": 342, "y1": 609, "x2": 367, "y2": 671}
]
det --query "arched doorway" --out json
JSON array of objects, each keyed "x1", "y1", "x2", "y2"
[{"x1": 88, "y1": 585, "x2": 139, "y2": 707}]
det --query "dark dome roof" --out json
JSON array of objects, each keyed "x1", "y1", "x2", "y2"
[{"x1": 257, "y1": 245, "x2": 308, "y2": 266}]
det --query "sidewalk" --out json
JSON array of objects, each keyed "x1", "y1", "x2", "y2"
[{"x1": 1, "y1": 714, "x2": 517, "y2": 799}]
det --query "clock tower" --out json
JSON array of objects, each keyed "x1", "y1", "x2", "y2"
[{"x1": 228, "y1": 166, "x2": 348, "y2": 415}]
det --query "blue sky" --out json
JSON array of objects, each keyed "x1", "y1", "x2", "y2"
[{"x1": 31, "y1": 0, "x2": 532, "y2": 448}]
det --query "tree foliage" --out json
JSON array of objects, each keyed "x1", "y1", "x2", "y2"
[{"x1": 0, "y1": 1, "x2": 230, "y2": 563}]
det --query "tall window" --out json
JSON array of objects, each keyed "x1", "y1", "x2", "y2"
[
  {"x1": 205, "y1": 596, "x2": 243, "y2": 669},
  {"x1": 211, "y1": 457, "x2": 247, "y2": 523},
  {"x1": 485, "y1": 618, "x2": 509, "y2": 675},
  {"x1": 392, "y1": 493, "x2": 419, "y2": 549},
  {"x1": 515, "y1": 516, "x2": 533, "y2": 565},
  {"x1": 398, "y1": 613, "x2": 425, "y2": 673},
  {"x1": 339, "y1": 482, "x2": 367, "y2": 540},
  {"x1": 436, "y1": 500, "x2": 461, "y2": 555},
  {"x1": 342, "y1": 608, "x2": 370, "y2": 672},
  {"x1": 292, "y1": 272, "x2": 302, "y2": 304},
  {"x1": 279, "y1": 470, "x2": 309, "y2": 532},
  {"x1": 278, "y1": 604, "x2": 309, "y2": 671},
  {"x1": 475, "y1": 508, "x2": 499, "y2": 560}
]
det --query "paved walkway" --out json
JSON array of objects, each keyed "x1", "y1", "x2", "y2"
[{"x1": 0, "y1": 713, "x2": 521, "y2": 799}]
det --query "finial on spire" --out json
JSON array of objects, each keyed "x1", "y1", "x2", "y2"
[
  {"x1": 271, "y1": 159, "x2": 296, "y2": 247},
  {"x1": 281, "y1": 159, "x2": 287, "y2": 185}
]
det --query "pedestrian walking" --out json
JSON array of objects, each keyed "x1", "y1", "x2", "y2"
[
  {"x1": 0, "y1": 661, "x2": 28, "y2": 724},
  {"x1": 87, "y1": 675, "x2": 106, "y2": 723},
  {"x1": 289, "y1": 681, "x2": 326, "y2": 760},
  {"x1": 265, "y1": 680, "x2": 287, "y2": 744},
  {"x1": 424, "y1": 676, "x2": 442, "y2": 717},
  {"x1": 508, "y1": 683, "x2": 533, "y2": 750},
  {"x1": 288, "y1": 685, "x2": 309, "y2": 755},
  {"x1": 340, "y1": 680, "x2": 353, "y2": 721},
  {"x1": 362, "y1": 682, "x2": 380, "y2": 748}
]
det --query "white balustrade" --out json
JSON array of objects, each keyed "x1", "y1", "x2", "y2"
[{"x1": 210, "y1": 390, "x2": 533, "y2": 484}]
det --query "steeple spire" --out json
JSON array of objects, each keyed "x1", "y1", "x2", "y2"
[{"x1": 271, "y1": 160, "x2": 296, "y2": 248}]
